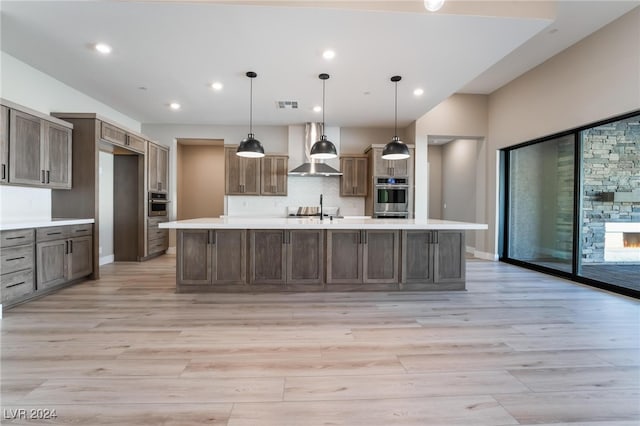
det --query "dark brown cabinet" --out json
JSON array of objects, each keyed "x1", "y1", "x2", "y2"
[
  {"x1": 7, "y1": 109, "x2": 72, "y2": 189},
  {"x1": 177, "y1": 229, "x2": 247, "y2": 287},
  {"x1": 101, "y1": 121, "x2": 145, "y2": 154},
  {"x1": 340, "y1": 156, "x2": 368, "y2": 196},
  {"x1": 401, "y1": 230, "x2": 465, "y2": 287},
  {"x1": 327, "y1": 230, "x2": 399, "y2": 284},
  {"x1": 0, "y1": 106, "x2": 8, "y2": 183},
  {"x1": 225, "y1": 146, "x2": 261, "y2": 195},
  {"x1": 261, "y1": 155, "x2": 288, "y2": 195},
  {"x1": 148, "y1": 142, "x2": 169, "y2": 192},
  {"x1": 1, "y1": 229, "x2": 35, "y2": 306},
  {"x1": 36, "y1": 225, "x2": 93, "y2": 291}
]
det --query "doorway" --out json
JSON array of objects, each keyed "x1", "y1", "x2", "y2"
[{"x1": 177, "y1": 139, "x2": 225, "y2": 219}]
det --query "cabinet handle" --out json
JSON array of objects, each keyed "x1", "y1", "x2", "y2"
[
  {"x1": 362, "y1": 231, "x2": 367, "y2": 244},
  {"x1": 7, "y1": 281, "x2": 26, "y2": 289},
  {"x1": 46, "y1": 170, "x2": 50, "y2": 184},
  {"x1": 69, "y1": 240, "x2": 73, "y2": 253},
  {"x1": 211, "y1": 231, "x2": 216, "y2": 245},
  {"x1": 6, "y1": 236, "x2": 25, "y2": 240},
  {"x1": 41, "y1": 169, "x2": 46, "y2": 183},
  {"x1": 1, "y1": 163, "x2": 5, "y2": 180},
  {"x1": 6, "y1": 256, "x2": 25, "y2": 261},
  {"x1": 433, "y1": 231, "x2": 438, "y2": 244},
  {"x1": 75, "y1": 229, "x2": 88, "y2": 233},
  {"x1": 65, "y1": 240, "x2": 69, "y2": 254},
  {"x1": 47, "y1": 232, "x2": 62, "y2": 236}
]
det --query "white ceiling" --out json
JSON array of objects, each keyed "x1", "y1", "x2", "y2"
[{"x1": 1, "y1": 1, "x2": 637, "y2": 128}]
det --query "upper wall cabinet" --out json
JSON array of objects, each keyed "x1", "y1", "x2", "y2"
[
  {"x1": 261, "y1": 155, "x2": 288, "y2": 196},
  {"x1": 368, "y1": 146, "x2": 414, "y2": 178},
  {"x1": 148, "y1": 141, "x2": 169, "y2": 193},
  {"x1": 0, "y1": 106, "x2": 8, "y2": 183},
  {"x1": 5, "y1": 105, "x2": 72, "y2": 189},
  {"x1": 101, "y1": 121, "x2": 145, "y2": 154},
  {"x1": 225, "y1": 146, "x2": 261, "y2": 195},
  {"x1": 340, "y1": 155, "x2": 368, "y2": 197}
]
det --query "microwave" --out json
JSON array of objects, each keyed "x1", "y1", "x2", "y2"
[{"x1": 148, "y1": 192, "x2": 169, "y2": 216}]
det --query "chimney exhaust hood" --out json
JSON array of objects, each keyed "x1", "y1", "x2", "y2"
[{"x1": 288, "y1": 123, "x2": 342, "y2": 176}]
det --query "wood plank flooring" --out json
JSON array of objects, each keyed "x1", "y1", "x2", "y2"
[{"x1": 1, "y1": 255, "x2": 639, "y2": 425}]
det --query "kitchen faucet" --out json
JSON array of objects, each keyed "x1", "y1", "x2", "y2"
[{"x1": 319, "y1": 194, "x2": 323, "y2": 219}]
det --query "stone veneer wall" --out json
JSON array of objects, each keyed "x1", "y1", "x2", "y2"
[{"x1": 581, "y1": 115, "x2": 640, "y2": 263}]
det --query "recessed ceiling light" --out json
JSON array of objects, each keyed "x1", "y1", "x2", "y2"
[
  {"x1": 211, "y1": 82, "x2": 223, "y2": 91},
  {"x1": 322, "y1": 49, "x2": 335, "y2": 60},
  {"x1": 413, "y1": 88, "x2": 424, "y2": 96},
  {"x1": 313, "y1": 105, "x2": 322, "y2": 113},
  {"x1": 94, "y1": 43, "x2": 112, "y2": 54},
  {"x1": 169, "y1": 102, "x2": 181, "y2": 110}
]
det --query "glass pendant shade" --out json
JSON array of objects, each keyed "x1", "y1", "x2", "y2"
[
  {"x1": 382, "y1": 136, "x2": 410, "y2": 160},
  {"x1": 310, "y1": 134, "x2": 337, "y2": 159},
  {"x1": 237, "y1": 71, "x2": 265, "y2": 158},
  {"x1": 237, "y1": 133, "x2": 264, "y2": 158},
  {"x1": 310, "y1": 73, "x2": 338, "y2": 160}
]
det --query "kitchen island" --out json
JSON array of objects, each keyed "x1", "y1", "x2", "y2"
[{"x1": 160, "y1": 218, "x2": 488, "y2": 292}]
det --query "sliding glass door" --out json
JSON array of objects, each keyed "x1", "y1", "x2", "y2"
[{"x1": 502, "y1": 111, "x2": 639, "y2": 297}]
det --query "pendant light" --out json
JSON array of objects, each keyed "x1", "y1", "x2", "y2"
[
  {"x1": 382, "y1": 75, "x2": 410, "y2": 160},
  {"x1": 424, "y1": 0, "x2": 445, "y2": 12},
  {"x1": 310, "y1": 73, "x2": 338, "y2": 159},
  {"x1": 237, "y1": 71, "x2": 265, "y2": 158}
]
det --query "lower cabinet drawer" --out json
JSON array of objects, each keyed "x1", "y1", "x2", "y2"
[
  {"x1": 37, "y1": 226, "x2": 68, "y2": 242},
  {"x1": 1, "y1": 245, "x2": 34, "y2": 275},
  {"x1": 148, "y1": 227, "x2": 168, "y2": 240},
  {"x1": 1, "y1": 229, "x2": 35, "y2": 247},
  {"x1": 148, "y1": 235, "x2": 169, "y2": 254},
  {"x1": 69, "y1": 224, "x2": 93, "y2": 238},
  {"x1": 1, "y1": 269, "x2": 35, "y2": 304}
]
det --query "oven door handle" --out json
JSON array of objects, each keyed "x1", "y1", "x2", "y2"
[
  {"x1": 375, "y1": 185, "x2": 409, "y2": 189},
  {"x1": 149, "y1": 199, "x2": 171, "y2": 204}
]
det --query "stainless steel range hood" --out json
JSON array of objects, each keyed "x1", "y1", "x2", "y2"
[{"x1": 288, "y1": 123, "x2": 342, "y2": 176}]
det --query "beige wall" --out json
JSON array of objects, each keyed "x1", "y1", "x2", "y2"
[
  {"x1": 427, "y1": 145, "x2": 443, "y2": 219},
  {"x1": 340, "y1": 127, "x2": 406, "y2": 154},
  {"x1": 177, "y1": 143, "x2": 225, "y2": 220}
]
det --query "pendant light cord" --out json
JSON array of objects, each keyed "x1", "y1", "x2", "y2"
[
  {"x1": 322, "y1": 78, "x2": 326, "y2": 135},
  {"x1": 249, "y1": 77, "x2": 253, "y2": 135},
  {"x1": 394, "y1": 79, "x2": 398, "y2": 137}
]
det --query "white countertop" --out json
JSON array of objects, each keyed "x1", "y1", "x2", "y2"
[
  {"x1": 160, "y1": 217, "x2": 488, "y2": 230},
  {"x1": 0, "y1": 218, "x2": 95, "y2": 231}
]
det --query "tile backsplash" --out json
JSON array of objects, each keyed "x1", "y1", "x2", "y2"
[{"x1": 226, "y1": 176, "x2": 364, "y2": 217}]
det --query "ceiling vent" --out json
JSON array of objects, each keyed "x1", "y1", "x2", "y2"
[{"x1": 276, "y1": 100, "x2": 298, "y2": 109}]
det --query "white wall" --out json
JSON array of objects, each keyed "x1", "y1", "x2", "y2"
[
  {"x1": 0, "y1": 52, "x2": 140, "y2": 223},
  {"x1": 427, "y1": 145, "x2": 443, "y2": 219},
  {"x1": 98, "y1": 152, "x2": 114, "y2": 265}
]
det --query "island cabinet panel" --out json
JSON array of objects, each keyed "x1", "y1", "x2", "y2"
[
  {"x1": 177, "y1": 229, "x2": 247, "y2": 287},
  {"x1": 363, "y1": 230, "x2": 399, "y2": 283},
  {"x1": 326, "y1": 230, "x2": 363, "y2": 284},
  {"x1": 434, "y1": 231, "x2": 465, "y2": 283},
  {"x1": 177, "y1": 230, "x2": 211, "y2": 285},
  {"x1": 286, "y1": 230, "x2": 323, "y2": 285},
  {"x1": 249, "y1": 230, "x2": 286, "y2": 285},
  {"x1": 401, "y1": 231, "x2": 435, "y2": 283}
]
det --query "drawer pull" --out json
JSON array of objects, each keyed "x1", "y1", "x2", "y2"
[
  {"x1": 6, "y1": 256, "x2": 26, "y2": 261},
  {"x1": 7, "y1": 281, "x2": 26, "y2": 289},
  {"x1": 75, "y1": 229, "x2": 88, "y2": 232},
  {"x1": 6, "y1": 236, "x2": 26, "y2": 240},
  {"x1": 47, "y1": 232, "x2": 62, "y2": 236}
]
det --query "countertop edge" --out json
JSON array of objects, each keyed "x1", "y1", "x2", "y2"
[{"x1": 0, "y1": 218, "x2": 95, "y2": 231}]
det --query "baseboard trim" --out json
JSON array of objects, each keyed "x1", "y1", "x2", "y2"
[
  {"x1": 474, "y1": 250, "x2": 499, "y2": 261},
  {"x1": 99, "y1": 254, "x2": 115, "y2": 266},
  {"x1": 167, "y1": 246, "x2": 176, "y2": 255}
]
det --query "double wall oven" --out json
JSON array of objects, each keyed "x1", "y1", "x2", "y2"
[
  {"x1": 148, "y1": 192, "x2": 169, "y2": 217},
  {"x1": 373, "y1": 177, "x2": 409, "y2": 218}
]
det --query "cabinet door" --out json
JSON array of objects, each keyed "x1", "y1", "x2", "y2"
[
  {"x1": 241, "y1": 156, "x2": 261, "y2": 195},
  {"x1": 249, "y1": 230, "x2": 285, "y2": 285},
  {"x1": 157, "y1": 145, "x2": 168, "y2": 192},
  {"x1": 101, "y1": 122, "x2": 127, "y2": 147},
  {"x1": 353, "y1": 157, "x2": 368, "y2": 196},
  {"x1": 0, "y1": 106, "x2": 8, "y2": 183},
  {"x1": 401, "y1": 231, "x2": 434, "y2": 283},
  {"x1": 434, "y1": 231, "x2": 466, "y2": 283},
  {"x1": 326, "y1": 230, "x2": 363, "y2": 284},
  {"x1": 340, "y1": 157, "x2": 355, "y2": 195},
  {"x1": 225, "y1": 147, "x2": 260, "y2": 195},
  {"x1": 148, "y1": 142, "x2": 159, "y2": 191},
  {"x1": 341, "y1": 157, "x2": 368, "y2": 197},
  {"x1": 37, "y1": 239, "x2": 67, "y2": 289},
  {"x1": 224, "y1": 147, "x2": 242, "y2": 194},
  {"x1": 372, "y1": 148, "x2": 387, "y2": 176},
  {"x1": 127, "y1": 134, "x2": 146, "y2": 153},
  {"x1": 212, "y1": 229, "x2": 246, "y2": 284},
  {"x1": 9, "y1": 110, "x2": 44, "y2": 186},
  {"x1": 389, "y1": 157, "x2": 408, "y2": 177},
  {"x1": 68, "y1": 235, "x2": 93, "y2": 280},
  {"x1": 261, "y1": 155, "x2": 287, "y2": 195},
  {"x1": 363, "y1": 230, "x2": 399, "y2": 283},
  {"x1": 177, "y1": 230, "x2": 211, "y2": 285},
  {"x1": 287, "y1": 230, "x2": 323, "y2": 284},
  {"x1": 44, "y1": 121, "x2": 72, "y2": 189}
]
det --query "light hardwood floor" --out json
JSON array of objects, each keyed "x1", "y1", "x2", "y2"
[{"x1": 1, "y1": 255, "x2": 638, "y2": 425}]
